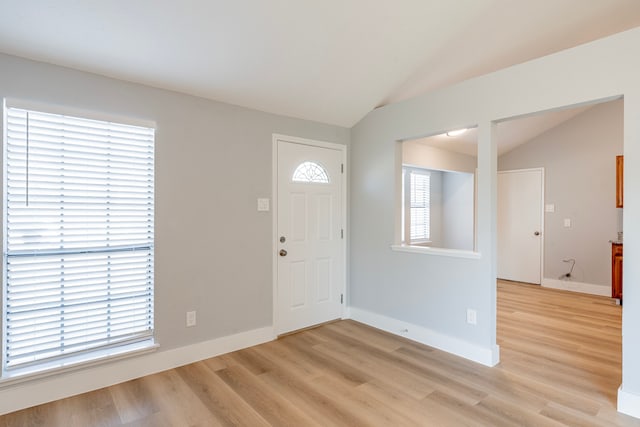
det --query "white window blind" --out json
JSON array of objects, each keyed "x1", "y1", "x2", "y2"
[
  {"x1": 402, "y1": 167, "x2": 430, "y2": 243},
  {"x1": 3, "y1": 106, "x2": 155, "y2": 370},
  {"x1": 410, "y1": 171, "x2": 430, "y2": 241}
]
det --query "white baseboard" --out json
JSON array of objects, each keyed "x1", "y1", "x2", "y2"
[
  {"x1": 618, "y1": 386, "x2": 640, "y2": 419},
  {"x1": 542, "y1": 278, "x2": 610, "y2": 297},
  {"x1": 0, "y1": 326, "x2": 274, "y2": 416},
  {"x1": 349, "y1": 307, "x2": 499, "y2": 367}
]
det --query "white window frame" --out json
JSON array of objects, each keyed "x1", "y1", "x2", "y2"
[
  {"x1": 402, "y1": 166, "x2": 431, "y2": 245},
  {"x1": 2, "y1": 100, "x2": 157, "y2": 379}
]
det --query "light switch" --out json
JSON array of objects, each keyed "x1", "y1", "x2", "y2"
[
  {"x1": 564, "y1": 218, "x2": 571, "y2": 228},
  {"x1": 545, "y1": 204, "x2": 555, "y2": 213},
  {"x1": 257, "y1": 198, "x2": 270, "y2": 212}
]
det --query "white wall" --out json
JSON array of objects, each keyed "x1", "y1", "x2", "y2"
[
  {"x1": 0, "y1": 53, "x2": 349, "y2": 413},
  {"x1": 499, "y1": 100, "x2": 623, "y2": 289},
  {"x1": 350, "y1": 27, "x2": 640, "y2": 417}
]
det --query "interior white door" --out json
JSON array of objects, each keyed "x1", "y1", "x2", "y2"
[
  {"x1": 276, "y1": 138, "x2": 344, "y2": 335},
  {"x1": 498, "y1": 169, "x2": 543, "y2": 284}
]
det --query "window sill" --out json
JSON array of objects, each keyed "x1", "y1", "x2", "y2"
[
  {"x1": 391, "y1": 244, "x2": 481, "y2": 259},
  {"x1": 0, "y1": 339, "x2": 158, "y2": 388},
  {"x1": 406, "y1": 240, "x2": 432, "y2": 246}
]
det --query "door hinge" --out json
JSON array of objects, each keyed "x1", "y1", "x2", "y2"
[
  {"x1": 341, "y1": 228, "x2": 344, "y2": 239},
  {"x1": 341, "y1": 163, "x2": 344, "y2": 174},
  {"x1": 341, "y1": 294, "x2": 344, "y2": 304}
]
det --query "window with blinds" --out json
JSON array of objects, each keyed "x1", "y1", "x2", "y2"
[
  {"x1": 402, "y1": 167, "x2": 430, "y2": 243},
  {"x1": 410, "y1": 171, "x2": 430, "y2": 241},
  {"x1": 3, "y1": 105, "x2": 155, "y2": 370}
]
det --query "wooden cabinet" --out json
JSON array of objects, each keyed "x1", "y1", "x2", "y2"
[
  {"x1": 616, "y1": 155, "x2": 623, "y2": 208},
  {"x1": 612, "y1": 243, "x2": 623, "y2": 301}
]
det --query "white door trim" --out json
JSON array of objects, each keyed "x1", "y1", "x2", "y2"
[
  {"x1": 271, "y1": 134, "x2": 347, "y2": 335},
  {"x1": 498, "y1": 167, "x2": 545, "y2": 284}
]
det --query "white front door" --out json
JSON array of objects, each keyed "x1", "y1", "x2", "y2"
[
  {"x1": 275, "y1": 137, "x2": 344, "y2": 335},
  {"x1": 498, "y1": 169, "x2": 544, "y2": 284}
]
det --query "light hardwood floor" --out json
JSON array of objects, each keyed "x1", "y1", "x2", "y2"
[{"x1": 2, "y1": 280, "x2": 639, "y2": 426}]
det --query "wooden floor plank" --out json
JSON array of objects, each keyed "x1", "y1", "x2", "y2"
[
  {"x1": 309, "y1": 374, "x2": 418, "y2": 426},
  {"x1": 138, "y1": 369, "x2": 225, "y2": 427},
  {"x1": 311, "y1": 337, "x2": 437, "y2": 400},
  {"x1": 215, "y1": 364, "x2": 322, "y2": 427},
  {"x1": 258, "y1": 369, "x2": 365, "y2": 426},
  {"x1": 174, "y1": 361, "x2": 271, "y2": 427},
  {"x1": 108, "y1": 377, "x2": 160, "y2": 425}
]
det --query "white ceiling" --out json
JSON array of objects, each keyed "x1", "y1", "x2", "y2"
[{"x1": 1, "y1": 1, "x2": 639, "y2": 127}]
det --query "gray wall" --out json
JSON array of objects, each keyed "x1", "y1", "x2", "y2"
[
  {"x1": 419, "y1": 170, "x2": 474, "y2": 250},
  {"x1": 442, "y1": 172, "x2": 475, "y2": 251},
  {"x1": 499, "y1": 100, "x2": 623, "y2": 288},
  {"x1": 0, "y1": 53, "x2": 348, "y2": 360},
  {"x1": 429, "y1": 170, "x2": 444, "y2": 246}
]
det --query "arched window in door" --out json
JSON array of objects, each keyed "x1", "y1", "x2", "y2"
[{"x1": 292, "y1": 161, "x2": 329, "y2": 183}]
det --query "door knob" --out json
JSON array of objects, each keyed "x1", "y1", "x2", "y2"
[
  {"x1": 279, "y1": 249, "x2": 288, "y2": 257},
  {"x1": 534, "y1": 231, "x2": 540, "y2": 236}
]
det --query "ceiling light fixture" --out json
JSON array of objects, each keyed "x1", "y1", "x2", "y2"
[{"x1": 446, "y1": 128, "x2": 467, "y2": 137}]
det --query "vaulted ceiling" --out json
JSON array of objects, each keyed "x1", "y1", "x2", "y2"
[{"x1": 1, "y1": 0, "x2": 639, "y2": 127}]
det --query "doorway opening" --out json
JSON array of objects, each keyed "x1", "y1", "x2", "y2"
[
  {"x1": 495, "y1": 97, "x2": 623, "y2": 412},
  {"x1": 496, "y1": 98, "x2": 622, "y2": 293}
]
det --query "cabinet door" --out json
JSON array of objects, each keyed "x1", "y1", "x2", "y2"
[
  {"x1": 612, "y1": 245, "x2": 623, "y2": 300},
  {"x1": 616, "y1": 156, "x2": 623, "y2": 208}
]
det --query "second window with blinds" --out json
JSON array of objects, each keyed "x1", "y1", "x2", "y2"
[
  {"x1": 402, "y1": 167, "x2": 431, "y2": 245},
  {"x1": 2, "y1": 103, "x2": 155, "y2": 376}
]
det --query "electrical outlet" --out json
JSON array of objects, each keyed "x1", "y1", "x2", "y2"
[
  {"x1": 466, "y1": 309, "x2": 477, "y2": 325},
  {"x1": 186, "y1": 311, "x2": 196, "y2": 327}
]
